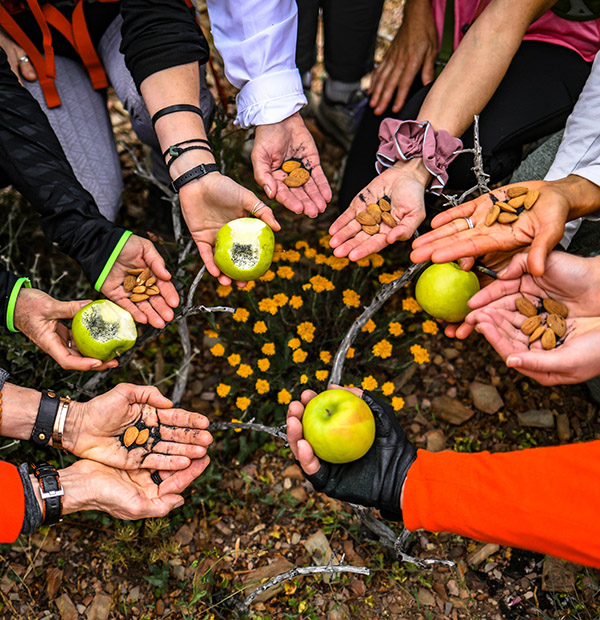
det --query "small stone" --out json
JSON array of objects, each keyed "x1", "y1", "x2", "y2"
[
  {"x1": 86, "y1": 592, "x2": 112, "y2": 620},
  {"x1": 282, "y1": 464, "x2": 304, "y2": 480},
  {"x1": 433, "y1": 354, "x2": 444, "y2": 365},
  {"x1": 556, "y1": 414, "x2": 571, "y2": 442},
  {"x1": 466, "y1": 543, "x2": 500, "y2": 567},
  {"x1": 304, "y1": 530, "x2": 337, "y2": 581},
  {"x1": 426, "y1": 429, "x2": 446, "y2": 452},
  {"x1": 46, "y1": 567, "x2": 63, "y2": 600},
  {"x1": 469, "y1": 381, "x2": 504, "y2": 414},
  {"x1": 55, "y1": 594, "x2": 78, "y2": 620},
  {"x1": 155, "y1": 599, "x2": 165, "y2": 616},
  {"x1": 289, "y1": 486, "x2": 308, "y2": 503},
  {"x1": 350, "y1": 579, "x2": 366, "y2": 596},
  {"x1": 127, "y1": 586, "x2": 140, "y2": 602},
  {"x1": 417, "y1": 588, "x2": 436, "y2": 606},
  {"x1": 517, "y1": 409, "x2": 555, "y2": 429},
  {"x1": 174, "y1": 523, "x2": 195, "y2": 546},
  {"x1": 432, "y1": 396, "x2": 475, "y2": 425},
  {"x1": 443, "y1": 347, "x2": 460, "y2": 360}
]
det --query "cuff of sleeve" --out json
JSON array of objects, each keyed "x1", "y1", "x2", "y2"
[
  {"x1": 6, "y1": 277, "x2": 32, "y2": 333},
  {"x1": 376, "y1": 119, "x2": 463, "y2": 194},
  {"x1": 93, "y1": 230, "x2": 133, "y2": 292},
  {"x1": 235, "y1": 69, "x2": 307, "y2": 128},
  {"x1": 0, "y1": 462, "x2": 25, "y2": 543}
]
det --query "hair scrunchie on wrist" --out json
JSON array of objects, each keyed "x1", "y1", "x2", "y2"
[{"x1": 375, "y1": 119, "x2": 463, "y2": 194}]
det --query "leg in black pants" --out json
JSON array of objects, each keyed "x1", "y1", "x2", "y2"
[{"x1": 340, "y1": 42, "x2": 592, "y2": 208}]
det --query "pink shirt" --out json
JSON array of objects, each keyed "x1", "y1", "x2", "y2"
[{"x1": 432, "y1": 0, "x2": 600, "y2": 62}]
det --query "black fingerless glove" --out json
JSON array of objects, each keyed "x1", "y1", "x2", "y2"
[{"x1": 305, "y1": 391, "x2": 417, "y2": 521}]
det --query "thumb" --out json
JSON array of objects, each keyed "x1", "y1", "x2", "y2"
[
  {"x1": 141, "y1": 240, "x2": 171, "y2": 281},
  {"x1": 496, "y1": 252, "x2": 529, "y2": 280},
  {"x1": 141, "y1": 384, "x2": 173, "y2": 409},
  {"x1": 527, "y1": 231, "x2": 558, "y2": 277},
  {"x1": 50, "y1": 299, "x2": 93, "y2": 320}
]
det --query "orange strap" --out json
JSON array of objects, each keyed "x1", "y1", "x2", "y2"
[{"x1": 0, "y1": 462, "x2": 25, "y2": 543}]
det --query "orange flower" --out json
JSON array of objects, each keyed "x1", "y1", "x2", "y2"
[
  {"x1": 403, "y1": 297, "x2": 422, "y2": 313},
  {"x1": 410, "y1": 344, "x2": 430, "y2": 364},
  {"x1": 254, "y1": 321, "x2": 268, "y2": 334},
  {"x1": 216, "y1": 383, "x2": 231, "y2": 398},
  {"x1": 361, "y1": 319, "x2": 376, "y2": 333},
  {"x1": 236, "y1": 397, "x2": 251, "y2": 412},
  {"x1": 315, "y1": 370, "x2": 329, "y2": 381},
  {"x1": 258, "y1": 358, "x2": 271, "y2": 372},
  {"x1": 261, "y1": 343, "x2": 275, "y2": 356},
  {"x1": 289, "y1": 295, "x2": 303, "y2": 309},
  {"x1": 361, "y1": 376, "x2": 378, "y2": 391},
  {"x1": 255, "y1": 379, "x2": 270, "y2": 394},
  {"x1": 288, "y1": 338, "x2": 301, "y2": 350},
  {"x1": 210, "y1": 343, "x2": 225, "y2": 357},
  {"x1": 216, "y1": 285, "x2": 232, "y2": 297},
  {"x1": 422, "y1": 320, "x2": 439, "y2": 335},
  {"x1": 388, "y1": 322, "x2": 404, "y2": 336},
  {"x1": 320, "y1": 351, "x2": 332, "y2": 364},
  {"x1": 382, "y1": 382, "x2": 395, "y2": 397},
  {"x1": 372, "y1": 340, "x2": 393, "y2": 359},
  {"x1": 293, "y1": 349, "x2": 308, "y2": 363},
  {"x1": 232, "y1": 308, "x2": 249, "y2": 322},
  {"x1": 392, "y1": 396, "x2": 405, "y2": 411},
  {"x1": 227, "y1": 353, "x2": 241, "y2": 367},
  {"x1": 236, "y1": 364, "x2": 253, "y2": 378},
  {"x1": 343, "y1": 289, "x2": 361, "y2": 308},
  {"x1": 278, "y1": 389, "x2": 292, "y2": 405},
  {"x1": 297, "y1": 321, "x2": 316, "y2": 343},
  {"x1": 277, "y1": 266, "x2": 295, "y2": 280}
]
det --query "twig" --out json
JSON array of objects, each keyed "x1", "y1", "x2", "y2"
[
  {"x1": 209, "y1": 419, "x2": 287, "y2": 442},
  {"x1": 329, "y1": 261, "x2": 428, "y2": 386}
]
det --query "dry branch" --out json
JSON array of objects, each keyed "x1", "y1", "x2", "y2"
[{"x1": 209, "y1": 418, "x2": 287, "y2": 442}]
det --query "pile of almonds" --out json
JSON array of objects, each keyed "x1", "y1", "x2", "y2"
[
  {"x1": 356, "y1": 197, "x2": 397, "y2": 235},
  {"x1": 485, "y1": 186, "x2": 540, "y2": 227},
  {"x1": 123, "y1": 425, "x2": 151, "y2": 448},
  {"x1": 517, "y1": 296, "x2": 568, "y2": 350},
  {"x1": 282, "y1": 159, "x2": 310, "y2": 187},
  {"x1": 123, "y1": 268, "x2": 159, "y2": 303}
]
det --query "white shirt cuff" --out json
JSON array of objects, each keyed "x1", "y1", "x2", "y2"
[{"x1": 235, "y1": 69, "x2": 307, "y2": 128}]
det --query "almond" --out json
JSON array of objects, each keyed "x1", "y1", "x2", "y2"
[
  {"x1": 498, "y1": 212, "x2": 518, "y2": 224},
  {"x1": 281, "y1": 159, "x2": 302, "y2": 173},
  {"x1": 130, "y1": 293, "x2": 150, "y2": 303},
  {"x1": 378, "y1": 198, "x2": 391, "y2": 212},
  {"x1": 543, "y1": 298, "x2": 568, "y2": 318},
  {"x1": 485, "y1": 205, "x2": 500, "y2": 226},
  {"x1": 497, "y1": 202, "x2": 517, "y2": 213},
  {"x1": 132, "y1": 285, "x2": 147, "y2": 294},
  {"x1": 123, "y1": 275, "x2": 136, "y2": 292},
  {"x1": 506, "y1": 186, "x2": 529, "y2": 198},
  {"x1": 528, "y1": 324, "x2": 546, "y2": 344},
  {"x1": 541, "y1": 328, "x2": 556, "y2": 350},
  {"x1": 366, "y1": 203, "x2": 382, "y2": 223},
  {"x1": 508, "y1": 195, "x2": 526, "y2": 208},
  {"x1": 547, "y1": 313, "x2": 566, "y2": 338},
  {"x1": 356, "y1": 212, "x2": 376, "y2": 226},
  {"x1": 362, "y1": 224, "x2": 380, "y2": 235},
  {"x1": 145, "y1": 286, "x2": 160, "y2": 295},
  {"x1": 516, "y1": 297, "x2": 538, "y2": 317},
  {"x1": 137, "y1": 268, "x2": 152, "y2": 285},
  {"x1": 523, "y1": 190, "x2": 540, "y2": 210},
  {"x1": 125, "y1": 268, "x2": 144, "y2": 276},
  {"x1": 284, "y1": 167, "x2": 310, "y2": 187},
  {"x1": 520, "y1": 314, "x2": 542, "y2": 335},
  {"x1": 135, "y1": 428, "x2": 150, "y2": 445},
  {"x1": 123, "y1": 426, "x2": 139, "y2": 447},
  {"x1": 145, "y1": 276, "x2": 157, "y2": 287},
  {"x1": 381, "y1": 212, "x2": 397, "y2": 227}
]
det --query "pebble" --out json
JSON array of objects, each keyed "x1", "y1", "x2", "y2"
[
  {"x1": 469, "y1": 381, "x2": 504, "y2": 414},
  {"x1": 517, "y1": 409, "x2": 555, "y2": 429}
]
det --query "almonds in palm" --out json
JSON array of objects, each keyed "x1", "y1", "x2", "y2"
[
  {"x1": 123, "y1": 426, "x2": 139, "y2": 447},
  {"x1": 543, "y1": 298, "x2": 568, "y2": 318},
  {"x1": 516, "y1": 297, "x2": 538, "y2": 317}
]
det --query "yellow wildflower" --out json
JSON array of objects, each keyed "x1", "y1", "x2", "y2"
[
  {"x1": 318, "y1": 234, "x2": 331, "y2": 248},
  {"x1": 320, "y1": 351, "x2": 332, "y2": 364},
  {"x1": 315, "y1": 253, "x2": 328, "y2": 265},
  {"x1": 372, "y1": 339, "x2": 393, "y2": 359},
  {"x1": 388, "y1": 322, "x2": 404, "y2": 336},
  {"x1": 271, "y1": 250, "x2": 282, "y2": 263},
  {"x1": 410, "y1": 344, "x2": 430, "y2": 364},
  {"x1": 327, "y1": 256, "x2": 349, "y2": 271},
  {"x1": 258, "y1": 358, "x2": 271, "y2": 372},
  {"x1": 382, "y1": 382, "x2": 395, "y2": 397},
  {"x1": 278, "y1": 389, "x2": 292, "y2": 405},
  {"x1": 305, "y1": 248, "x2": 317, "y2": 259},
  {"x1": 241, "y1": 280, "x2": 256, "y2": 292},
  {"x1": 258, "y1": 298, "x2": 278, "y2": 315},
  {"x1": 379, "y1": 270, "x2": 404, "y2": 284},
  {"x1": 403, "y1": 297, "x2": 422, "y2": 313},
  {"x1": 204, "y1": 329, "x2": 218, "y2": 338},
  {"x1": 232, "y1": 308, "x2": 249, "y2": 322},
  {"x1": 273, "y1": 293, "x2": 289, "y2": 307},
  {"x1": 356, "y1": 257, "x2": 370, "y2": 267},
  {"x1": 370, "y1": 254, "x2": 384, "y2": 268},
  {"x1": 361, "y1": 319, "x2": 376, "y2": 333},
  {"x1": 236, "y1": 398, "x2": 251, "y2": 412},
  {"x1": 227, "y1": 353, "x2": 241, "y2": 367},
  {"x1": 295, "y1": 240, "x2": 309, "y2": 250},
  {"x1": 293, "y1": 349, "x2": 308, "y2": 363},
  {"x1": 236, "y1": 364, "x2": 253, "y2": 378},
  {"x1": 216, "y1": 285, "x2": 232, "y2": 297},
  {"x1": 253, "y1": 321, "x2": 267, "y2": 334},
  {"x1": 302, "y1": 283, "x2": 312, "y2": 291},
  {"x1": 392, "y1": 396, "x2": 405, "y2": 411},
  {"x1": 310, "y1": 275, "x2": 334, "y2": 292},
  {"x1": 346, "y1": 347, "x2": 355, "y2": 359},
  {"x1": 289, "y1": 295, "x2": 303, "y2": 309},
  {"x1": 216, "y1": 383, "x2": 231, "y2": 398},
  {"x1": 255, "y1": 379, "x2": 270, "y2": 394},
  {"x1": 285, "y1": 250, "x2": 301, "y2": 262},
  {"x1": 231, "y1": 418, "x2": 243, "y2": 432},
  {"x1": 422, "y1": 320, "x2": 439, "y2": 335},
  {"x1": 315, "y1": 370, "x2": 329, "y2": 381},
  {"x1": 277, "y1": 266, "x2": 295, "y2": 280},
  {"x1": 300, "y1": 374, "x2": 308, "y2": 384},
  {"x1": 297, "y1": 321, "x2": 316, "y2": 343},
  {"x1": 260, "y1": 270, "x2": 275, "y2": 282},
  {"x1": 288, "y1": 338, "x2": 301, "y2": 350},
  {"x1": 343, "y1": 289, "x2": 361, "y2": 308},
  {"x1": 261, "y1": 343, "x2": 275, "y2": 356},
  {"x1": 361, "y1": 376, "x2": 378, "y2": 391},
  {"x1": 210, "y1": 343, "x2": 225, "y2": 357}
]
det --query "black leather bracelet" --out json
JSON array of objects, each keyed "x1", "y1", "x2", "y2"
[
  {"x1": 162, "y1": 138, "x2": 211, "y2": 160},
  {"x1": 32, "y1": 461, "x2": 64, "y2": 526},
  {"x1": 171, "y1": 163, "x2": 219, "y2": 193},
  {"x1": 151, "y1": 104, "x2": 204, "y2": 130},
  {"x1": 166, "y1": 145, "x2": 214, "y2": 171},
  {"x1": 31, "y1": 390, "x2": 60, "y2": 446}
]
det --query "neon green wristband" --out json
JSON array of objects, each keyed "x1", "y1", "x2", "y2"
[
  {"x1": 7, "y1": 277, "x2": 32, "y2": 333},
  {"x1": 93, "y1": 230, "x2": 133, "y2": 292}
]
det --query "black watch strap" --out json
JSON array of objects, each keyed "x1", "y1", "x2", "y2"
[
  {"x1": 171, "y1": 163, "x2": 219, "y2": 193},
  {"x1": 31, "y1": 390, "x2": 60, "y2": 446},
  {"x1": 32, "y1": 461, "x2": 64, "y2": 525}
]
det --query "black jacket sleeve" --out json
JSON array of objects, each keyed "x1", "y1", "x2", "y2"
[
  {"x1": 120, "y1": 0, "x2": 210, "y2": 89},
  {"x1": 0, "y1": 49, "x2": 127, "y2": 289}
]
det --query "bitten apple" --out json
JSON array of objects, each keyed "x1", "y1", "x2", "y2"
[
  {"x1": 214, "y1": 217, "x2": 275, "y2": 281},
  {"x1": 302, "y1": 389, "x2": 376, "y2": 463}
]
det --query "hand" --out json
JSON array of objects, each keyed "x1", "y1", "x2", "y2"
[
  {"x1": 287, "y1": 388, "x2": 417, "y2": 520},
  {"x1": 14, "y1": 288, "x2": 117, "y2": 371},
  {"x1": 0, "y1": 30, "x2": 37, "y2": 83},
  {"x1": 64, "y1": 383, "x2": 213, "y2": 471},
  {"x1": 100, "y1": 234, "x2": 179, "y2": 329},
  {"x1": 58, "y1": 457, "x2": 210, "y2": 520},
  {"x1": 410, "y1": 181, "x2": 570, "y2": 277},
  {"x1": 178, "y1": 172, "x2": 280, "y2": 286},
  {"x1": 368, "y1": 0, "x2": 438, "y2": 115},
  {"x1": 252, "y1": 112, "x2": 332, "y2": 218},
  {"x1": 329, "y1": 160, "x2": 430, "y2": 261}
]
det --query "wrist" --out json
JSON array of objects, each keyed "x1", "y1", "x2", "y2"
[
  {"x1": 549, "y1": 175, "x2": 600, "y2": 221},
  {"x1": 392, "y1": 157, "x2": 433, "y2": 187},
  {"x1": 60, "y1": 400, "x2": 84, "y2": 455},
  {"x1": 9, "y1": 278, "x2": 33, "y2": 333},
  {"x1": 168, "y1": 148, "x2": 216, "y2": 179},
  {"x1": 0, "y1": 383, "x2": 41, "y2": 440},
  {"x1": 57, "y1": 461, "x2": 94, "y2": 516}
]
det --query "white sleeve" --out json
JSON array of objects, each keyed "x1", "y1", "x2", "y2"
[
  {"x1": 206, "y1": 0, "x2": 306, "y2": 128},
  {"x1": 544, "y1": 53, "x2": 600, "y2": 248}
]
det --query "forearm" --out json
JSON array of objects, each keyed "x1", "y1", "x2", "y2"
[
  {"x1": 549, "y1": 175, "x2": 600, "y2": 221},
  {"x1": 403, "y1": 442, "x2": 600, "y2": 568}
]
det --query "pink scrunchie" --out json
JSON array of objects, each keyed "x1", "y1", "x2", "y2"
[{"x1": 376, "y1": 119, "x2": 463, "y2": 194}]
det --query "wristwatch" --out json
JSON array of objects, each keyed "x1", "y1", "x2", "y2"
[{"x1": 31, "y1": 461, "x2": 64, "y2": 525}]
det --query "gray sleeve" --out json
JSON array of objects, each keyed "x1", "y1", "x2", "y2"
[{"x1": 17, "y1": 463, "x2": 43, "y2": 536}]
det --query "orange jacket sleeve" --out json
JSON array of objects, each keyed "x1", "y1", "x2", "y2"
[
  {"x1": 403, "y1": 441, "x2": 600, "y2": 568},
  {"x1": 0, "y1": 461, "x2": 25, "y2": 543}
]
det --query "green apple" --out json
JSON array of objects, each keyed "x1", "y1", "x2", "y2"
[
  {"x1": 214, "y1": 217, "x2": 275, "y2": 281},
  {"x1": 302, "y1": 389, "x2": 376, "y2": 464},
  {"x1": 415, "y1": 262, "x2": 480, "y2": 323},
  {"x1": 72, "y1": 300, "x2": 137, "y2": 362}
]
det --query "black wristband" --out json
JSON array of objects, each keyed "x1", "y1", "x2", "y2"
[
  {"x1": 171, "y1": 163, "x2": 219, "y2": 193},
  {"x1": 162, "y1": 139, "x2": 211, "y2": 160},
  {"x1": 32, "y1": 461, "x2": 64, "y2": 526},
  {"x1": 166, "y1": 145, "x2": 214, "y2": 171},
  {"x1": 151, "y1": 104, "x2": 204, "y2": 130},
  {"x1": 31, "y1": 390, "x2": 60, "y2": 446}
]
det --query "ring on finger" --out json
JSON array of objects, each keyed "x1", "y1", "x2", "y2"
[
  {"x1": 67, "y1": 338, "x2": 72, "y2": 349},
  {"x1": 464, "y1": 216, "x2": 474, "y2": 229},
  {"x1": 19, "y1": 55, "x2": 30, "y2": 63},
  {"x1": 251, "y1": 201, "x2": 266, "y2": 216}
]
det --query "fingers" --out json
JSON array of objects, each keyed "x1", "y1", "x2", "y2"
[
  {"x1": 245, "y1": 201, "x2": 281, "y2": 232},
  {"x1": 147, "y1": 442, "x2": 209, "y2": 460},
  {"x1": 310, "y1": 165, "x2": 333, "y2": 204},
  {"x1": 158, "y1": 456, "x2": 211, "y2": 495},
  {"x1": 19, "y1": 53, "x2": 37, "y2": 82},
  {"x1": 119, "y1": 383, "x2": 173, "y2": 409},
  {"x1": 329, "y1": 208, "x2": 360, "y2": 242},
  {"x1": 47, "y1": 330, "x2": 117, "y2": 371},
  {"x1": 156, "y1": 427, "x2": 213, "y2": 449},
  {"x1": 466, "y1": 279, "x2": 522, "y2": 311},
  {"x1": 194, "y1": 238, "x2": 229, "y2": 282},
  {"x1": 139, "y1": 237, "x2": 172, "y2": 282},
  {"x1": 49, "y1": 298, "x2": 92, "y2": 321},
  {"x1": 141, "y1": 453, "x2": 193, "y2": 470},
  {"x1": 157, "y1": 408, "x2": 210, "y2": 431}
]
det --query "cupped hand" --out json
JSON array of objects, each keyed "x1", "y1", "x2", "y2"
[
  {"x1": 368, "y1": 0, "x2": 438, "y2": 115},
  {"x1": 0, "y1": 30, "x2": 37, "y2": 83},
  {"x1": 410, "y1": 181, "x2": 570, "y2": 277},
  {"x1": 178, "y1": 172, "x2": 281, "y2": 286},
  {"x1": 64, "y1": 383, "x2": 213, "y2": 471},
  {"x1": 14, "y1": 288, "x2": 116, "y2": 371},
  {"x1": 329, "y1": 161, "x2": 429, "y2": 261},
  {"x1": 252, "y1": 112, "x2": 332, "y2": 218},
  {"x1": 101, "y1": 234, "x2": 179, "y2": 329},
  {"x1": 61, "y1": 457, "x2": 210, "y2": 520}
]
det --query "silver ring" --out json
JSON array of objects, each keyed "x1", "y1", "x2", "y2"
[
  {"x1": 464, "y1": 216, "x2": 474, "y2": 229},
  {"x1": 67, "y1": 338, "x2": 72, "y2": 349},
  {"x1": 251, "y1": 201, "x2": 266, "y2": 216},
  {"x1": 19, "y1": 55, "x2": 29, "y2": 63}
]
